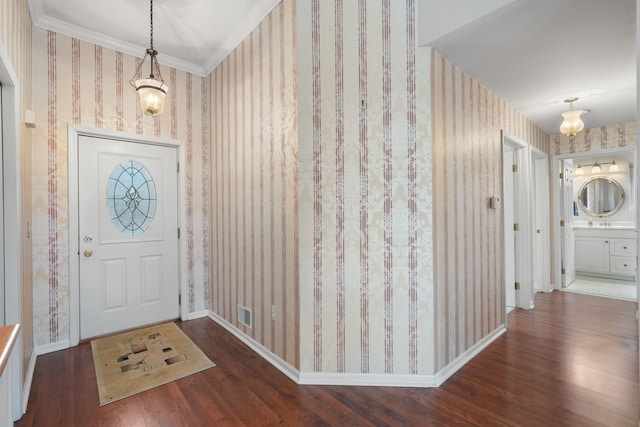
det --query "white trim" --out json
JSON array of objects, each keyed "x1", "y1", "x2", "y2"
[
  {"x1": 552, "y1": 146, "x2": 637, "y2": 291},
  {"x1": 201, "y1": 0, "x2": 281, "y2": 74},
  {"x1": 28, "y1": 0, "x2": 281, "y2": 77},
  {"x1": 555, "y1": 145, "x2": 636, "y2": 161},
  {"x1": 502, "y1": 130, "x2": 534, "y2": 310},
  {"x1": 30, "y1": 14, "x2": 205, "y2": 76},
  {"x1": 208, "y1": 311, "x2": 300, "y2": 384},
  {"x1": 299, "y1": 326, "x2": 505, "y2": 387},
  {"x1": 0, "y1": 36, "x2": 24, "y2": 421},
  {"x1": 299, "y1": 372, "x2": 438, "y2": 387},
  {"x1": 530, "y1": 146, "x2": 552, "y2": 295},
  {"x1": 20, "y1": 350, "x2": 36, "y2": 415},
  {"x1": 34, "y1": 340, "x2": 70, "y2": 356},
  {"x1": 67, "y1": 125, "x2": 187, "y2": 346},
  {"x1": 434, "y1": 324, "x2": 506, "y2": 386},
  {"x1": 186, "y1": 310, "x2": 209, "y2": 320},
  {"x1": 208, "y1": 314, "x2": 504, "y2": 388}
]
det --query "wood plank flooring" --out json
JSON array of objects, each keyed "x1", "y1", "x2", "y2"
[{"x1": 15, "y1": 291, "x2": 639, "y2": 426}]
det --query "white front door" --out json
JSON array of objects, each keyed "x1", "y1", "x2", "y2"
[{"x1": 78, "y1": 136, "x2": 179, "y2": 339}]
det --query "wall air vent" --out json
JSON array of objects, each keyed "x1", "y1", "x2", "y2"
[{"x1": 238, "y1": 304, "x2": 252, "y2": 329}]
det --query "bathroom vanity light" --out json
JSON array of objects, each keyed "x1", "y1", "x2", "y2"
[{"x1": 575, "y1": 161, "x2": 621, "y2": 175}]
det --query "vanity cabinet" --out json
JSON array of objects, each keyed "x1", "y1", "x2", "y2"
[{"x1": 574, "y1": 228, "x2": 636, "y2": 279}]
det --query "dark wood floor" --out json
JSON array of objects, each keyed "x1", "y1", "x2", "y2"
[{"x1": 15, "y1": 291, "x2": 639, "y2": 426}]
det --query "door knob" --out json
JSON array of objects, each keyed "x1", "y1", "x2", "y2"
[{"x1": 83, "y1": 249, "x2": 93, "y2": 257}]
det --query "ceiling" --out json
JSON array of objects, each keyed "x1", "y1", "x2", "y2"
[
  {"x1": 429, "y1": 0, "x2": 636, "y2": 135},
  {"x1": 28, "y1": 0, "x2": 281, "y2": 76},
  {"x1": 29, "y1": 0, "x2": 636, "y2": 136}
]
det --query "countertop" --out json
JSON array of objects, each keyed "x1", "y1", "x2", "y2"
[{"x1": 0, "y1": 324, "x2": 20, "y2": 377}]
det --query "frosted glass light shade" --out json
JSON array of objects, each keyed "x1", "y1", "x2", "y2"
[
  {"x1": 133, "y1": 78, "x2": 168, "y2": 117},
  {"x1": 608, "y1": 161, "x2": 619, "y2": 173},
  {"x1": 574, "y1": 165, "x2": 584, "y2": 176},
  {"x1": 591, "y1": 163, "x2": 601, "y2": 174},
  {"x1": 559, "y1": 109, "x2": 585, "y2": 137}
]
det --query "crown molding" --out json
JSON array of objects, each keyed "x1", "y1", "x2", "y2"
[
  {"x1": 202, "y1": 0, "x2": 281, "y2": 75},
  {"x1": 29, "y1": 0, "x2": 281, "y2": 77},
  {"x1": 31, "y1": 13, "x2": 206, "y2": 76}
]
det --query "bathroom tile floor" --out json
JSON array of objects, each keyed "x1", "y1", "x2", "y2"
[{"x1": 564, "y1": 275, "x2": 637, "y2": 301}]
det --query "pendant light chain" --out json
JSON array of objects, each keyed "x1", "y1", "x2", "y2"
[
  {"x1": 129, "y1": 0, "x2": 168, "y2": 117},
  {"x1": 150, "y1": 0, "x2": 154, "y2": 51}
]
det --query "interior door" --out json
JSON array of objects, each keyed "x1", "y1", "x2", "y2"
[
  {"x1": 78, "y1": 136, "x2": 179, "y2": 339},
  {"x1": 562, "y1": 160, "x2": 576, "y2": 287},
  {"x1": 532, "y1": 151, "x2": 550, "y2": 293},
  {"x1": 503, "y1": 145, "x2": 517, "y2": 312}
]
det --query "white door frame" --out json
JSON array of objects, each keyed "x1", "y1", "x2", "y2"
[
  {"x1": 68, "y1": 124, "x2": 187, "y2": 346},
  {"x1": 0, "y1": 41, "x2": 23, "y2": 420},
  {"x1": 501, "y1": 130, "x2": 534, "y2": 310},
  {"x1": 530, "y1": 146, "x2": 551, "y2": 294},
  {"x1": 552, "y1": 146, "x2": 637, "y2": 290}
]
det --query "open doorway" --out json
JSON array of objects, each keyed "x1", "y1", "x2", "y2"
[
  {"x1": 502, "y1": 131, "x2": 536, "y2": 314},
  {"x1": 531, "y1": 147, "x2": 551, "y2": 294},
  {"x1": 554, "y1": 147, "x2": 638, "y2": 302}
]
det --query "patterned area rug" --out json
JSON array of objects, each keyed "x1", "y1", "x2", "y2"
[{"x1": 91, "y1": 322, "x2": 215, "y2": 406}]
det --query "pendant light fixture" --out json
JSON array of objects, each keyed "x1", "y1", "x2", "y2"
[
  {"x1": 130, "y1": 0, "x2": 168, "y2": 117},
  {"x1": 559, "y1": 97, "x2": 586, "y2": 137}
]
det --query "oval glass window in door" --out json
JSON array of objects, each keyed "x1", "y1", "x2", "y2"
[{"x1": 106, "y1": 160, "x2": 157, "y2": 236}]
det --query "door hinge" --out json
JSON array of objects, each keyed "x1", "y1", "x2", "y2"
[
  {"x1": 513, "y1": 223, "x2": 519, "y2": 231},
  {"x1": 560, "y1": 220, "x2": 565, "y2": 227},
  {"x1": 512, "y1": 164, "x2": 518, "y2": 173},
  {"x1": 514, "y1": 282, "x2": 520, "y2": 290},
  {"x1": 178, "y1": 227, "x2": 181, "y2": 238},
  {"x1": 178, "y1": 294, "x2": 181, "y2": 306},
  {"x1": 561, "y1": 267, "x2": 566, "y2": 274},
  {"x1": 559, "y1": 172, "x2": 564, "y2": 179},
  {"x1": 177, "y1": 162, "x2": 180, "y2": 172}
]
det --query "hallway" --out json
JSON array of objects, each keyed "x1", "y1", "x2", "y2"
[{"x1": 16, "y1": 291, "x2": 639, "y2": 426}]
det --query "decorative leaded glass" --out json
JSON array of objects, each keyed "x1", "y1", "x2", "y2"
[{"x1": 106, "y1": 160, "x2": 157, "y2": 236}]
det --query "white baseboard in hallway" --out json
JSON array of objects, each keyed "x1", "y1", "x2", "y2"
[{"x1": 563, "y1": 275, "x2": 637, "y2": 301}]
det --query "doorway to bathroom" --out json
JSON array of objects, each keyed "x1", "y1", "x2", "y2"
[{"x1": 555, "y1": 146, "x2": 638, "y2": 302}]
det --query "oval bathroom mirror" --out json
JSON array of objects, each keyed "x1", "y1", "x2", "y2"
[{"x1": 577, "y1": 176, "x2": 625, "y2": 217}]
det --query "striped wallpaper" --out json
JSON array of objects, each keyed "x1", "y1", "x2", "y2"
[
  {"x1": 431, "y1": 51, "x2": 549, "y2": 370},
  {"x1": 298, "y1": 0, "x2": 434, "y2": 375},
  {"x1": 0, "y1": 0, "x2": 34, "y2": 381},
  {"x1": 553, "y1": 121, "x2": 637, "y2": 154},
  {"x1": 209, "y1": 0, "x2": 299, "y2": 367},
  {"x1": 31, "y1": 28, "x2": 211, "y2": 346}
]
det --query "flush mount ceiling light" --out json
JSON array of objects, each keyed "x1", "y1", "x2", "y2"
[
  {"x1": 559, "y1": 97, "x2": 587, "y2": 137},
  {"x1": 130, "y1": 0, "x2": 168, "y2": 117}
]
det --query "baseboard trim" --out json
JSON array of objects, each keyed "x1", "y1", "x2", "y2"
[
  {"x1": 186, "y1": 310, "x2": 209, "y2": 320},
  {"x1": 208, "y1": 313, "x2": 505, "y2": 389},
  {"x1": 434, "y1": 324, "x2": 506, "y2": 386},
  {"x1": 298, "y1": 372, "x2": 438, "y2": 387},
  {"x1": 34, "y1": 340, "x2": 69, "y2": 356},
  {"x1": 208, "y1": 311, "x2": 300, "y2": 383},
  {"x1": 21, "y1": 350, "x2": 37, "y2": 415}
]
